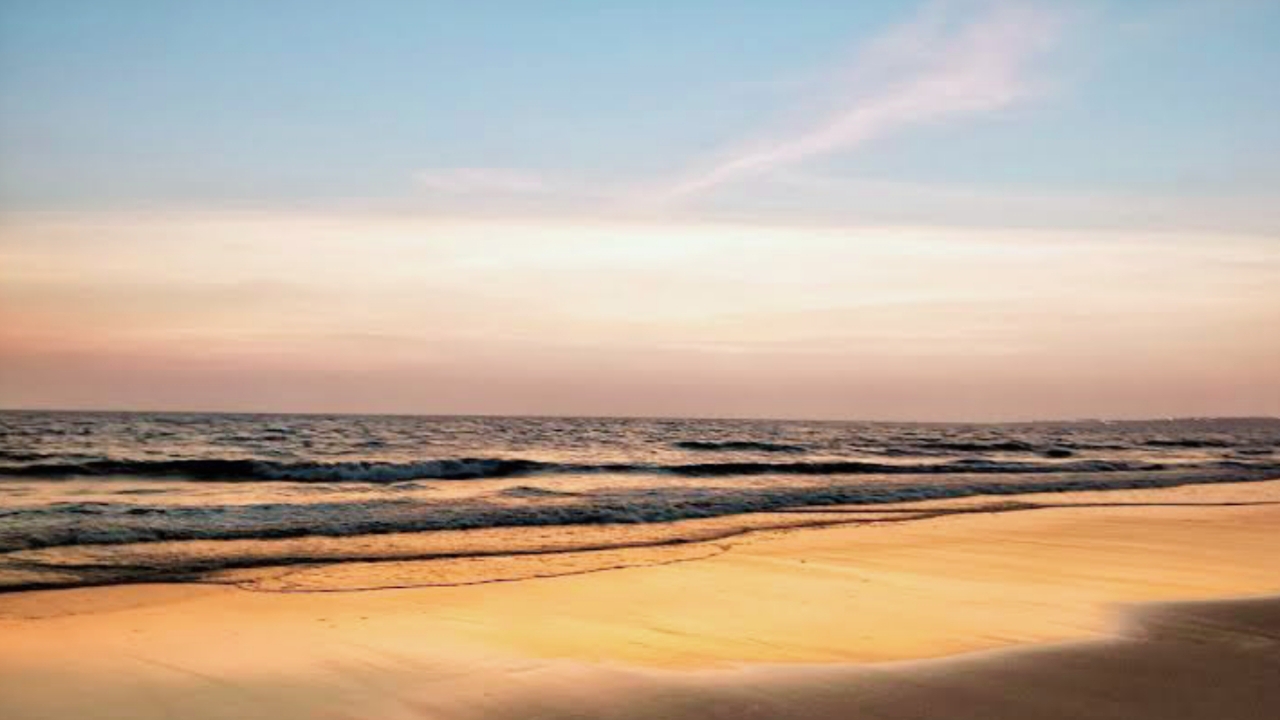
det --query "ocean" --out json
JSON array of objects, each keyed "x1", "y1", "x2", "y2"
[{"x1": 2, "y1": 411, "x2": 1278, "y2": 592}]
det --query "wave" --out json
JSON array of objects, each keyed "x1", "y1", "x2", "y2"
[
  {"x1": 674, "y1": 440, "x2": 808, "y2": 453},
  {"x1": 663, "y1": 458, "x2": 1164, "y2": 476},
  {"x1": 0, "y1": 455, "x2": 1217, "y2": 482},
  {"x1": 0, "y1": 450, "x2": 62, "y2": 462},
  {"x1": 908, "y1": 440, "x2": 1078, "y2": 458},
  {"x1": 1142, "y1": 438, "x2": 1235, "y2": 448},
  {"x1": 911, "y1": 440, "x2": 1039, "y2": 453},
  {"x1": 0, "y1": 457, "x2": 554, "y2": 482},
  {"x1": 4, "y1": 466, "x2": 1278, "y2": 555}
]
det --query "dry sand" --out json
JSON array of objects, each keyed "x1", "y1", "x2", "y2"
[{"x1": 2, "y1": 479, "x2": 1279, "y2": 719}]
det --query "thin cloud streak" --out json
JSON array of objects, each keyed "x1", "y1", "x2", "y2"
[{"x1": 664, "y1": 1, "x2": 1064, "y2": 200}]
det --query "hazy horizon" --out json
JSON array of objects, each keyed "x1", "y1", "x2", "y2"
[
  {"x1": 3, "y1": 1, "x2": 1278, "y2": 421},
  {"x1": 3, "y1": 405, "x2": 1279, "y2": 427}
]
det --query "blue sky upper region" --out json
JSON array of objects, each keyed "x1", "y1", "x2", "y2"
[{"x1": 1, "y1": 1, "x2": 1278, "y2": 419}]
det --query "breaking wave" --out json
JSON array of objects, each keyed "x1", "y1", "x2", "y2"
[
  {"x1": 673, "y1": 440, "x2": 808, "y2": 453},
  {"x1": 0, "y1": 456, "x2": 1199, "y2": 483},
  {"x1": 3, "y1": 466, "x2": 1278, "y2": 553},
  {"x1": 0, "y1": 458, "x2": 554, "y2": 482}
]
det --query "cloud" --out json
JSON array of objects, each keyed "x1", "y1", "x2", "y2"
[
  {"x1": 664, "y1": 1, "x2": 1064, "y2": 200},
  {"x1": 413, "y1": 168, "x2": 549, "y2": 194}
]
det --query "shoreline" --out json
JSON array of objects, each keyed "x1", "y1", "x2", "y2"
[
  {"x1": 5, "y1": 470, "x2": 1279, "y2": 594},
  {"x1": 3, "y1": 478, "x2": 1280, "y2": 718}
]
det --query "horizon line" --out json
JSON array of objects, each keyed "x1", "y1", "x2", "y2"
[{"x1": 2, "y1": 406, "x2": 1276, "y2": 426}]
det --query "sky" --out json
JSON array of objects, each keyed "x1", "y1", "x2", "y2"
[{"x1": 1, "y1": 0, "x2": 1278, "y2": 420}]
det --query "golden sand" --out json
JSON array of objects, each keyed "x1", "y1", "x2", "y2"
[{"x1": 2, "y1": 479, "x2": 1278, "y2": 719}]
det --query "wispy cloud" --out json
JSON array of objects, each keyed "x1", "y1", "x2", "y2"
[
  {"x1": 664, "y1": 1, "x2": 1064, "y2": 200},
  {"x1": 413, "y1": 168, "x2": 549, "y2": 194}
]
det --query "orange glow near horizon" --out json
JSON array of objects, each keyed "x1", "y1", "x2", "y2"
[{"x1": 2, "y1": 212, "x2": 1278, "y2": 420}]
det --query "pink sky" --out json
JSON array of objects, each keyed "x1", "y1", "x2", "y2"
[{"x1": 2, "y1": 213, "x2": 1277, "y2": 420}]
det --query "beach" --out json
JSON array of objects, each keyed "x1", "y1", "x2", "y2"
[
  {"x1": 6, "y1": 1, "x2": 1279, "y2": 716},
  {"x1": 3, "y1": 477, "x2": 1278, "y2": 720}
]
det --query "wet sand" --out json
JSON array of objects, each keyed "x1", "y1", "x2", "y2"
[{"x1": 2, "y1": 479, "x2": 1279, "y2": 719}]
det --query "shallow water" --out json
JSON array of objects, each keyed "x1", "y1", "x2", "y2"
[{"x1": 2, "y1": 411, "x2": 1278, "y2": 590}]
